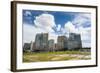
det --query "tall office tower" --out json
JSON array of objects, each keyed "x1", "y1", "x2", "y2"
[
  {"x1": 42, "y1": 33, "x2": 48, "y2": 51},
  {"x1": 68, "y1": 33, "x2": 82, "y2": 50},
  {"x1": 48, "y1": 39, "x2": 54, "y2": 52},
  {"x1": 35, "y1": 34, "x2": 42, "y2": 51},
  {"x1": 57, "y1": 36, "x2": 68, "y2": 51},
  {"x1": 35, "y1": 33, "x2": 48, "y2": 52}
]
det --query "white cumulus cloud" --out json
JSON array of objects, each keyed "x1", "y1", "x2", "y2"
[
  {"x1": 34, "y1": 13, "x2": 56, "y2": 33},
  {"x1": 64, "y1": 21, "x2": 79, "y2": 33},
  {"x1": 72, "y1": 13, "x2": 91, "y2": 27},
  {"x1": 56, "y1": 24, "x2": 61, "y2": 31}
]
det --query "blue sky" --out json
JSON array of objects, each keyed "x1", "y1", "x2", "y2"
[
  {"x1": 23, "y1": 10, "x2": 91, "y2": 48},
  {"x1": 23, "y1": 10, "x2": 90, "y2": 28},
  {"x1": 23, "y1": 10, "x2": 74, "y2": 26}
]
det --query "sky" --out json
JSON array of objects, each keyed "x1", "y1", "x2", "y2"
[{"x1": 23, "y1": 10, "x2": 91, "y2": 48}]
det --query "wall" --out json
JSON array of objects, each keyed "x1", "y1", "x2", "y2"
[{"x1": 0, "y1": 0, "x2": 99, "y2": 73}]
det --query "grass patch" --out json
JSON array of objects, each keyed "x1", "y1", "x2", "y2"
[{"x1": 23, "y1": 51, "x2": 91, "y2": 62}]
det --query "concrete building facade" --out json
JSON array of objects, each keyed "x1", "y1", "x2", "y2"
[
  {"x1": 34, "y1": 33, "x2": 48, "y2": 52},
  {"x1": 57, "y1": 36, "x2": 68, "y2": 51},
  {"x1": 48, "y1": 39, "x2": 55, "y2": 52},
  {"x1": 67, "y1": 33, "x2": 82, "y2": 50}
]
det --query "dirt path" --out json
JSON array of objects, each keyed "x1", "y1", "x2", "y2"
[{"x1": 51, "y1": 54, "x2": 91, "y2": 60}]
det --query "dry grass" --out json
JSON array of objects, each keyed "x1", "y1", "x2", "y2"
[{"x1": 23, "y1": 51, "x2": 91, "y2": 62}]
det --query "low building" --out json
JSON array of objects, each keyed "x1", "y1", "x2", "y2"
[
  {"x1": 23, "y1": 43, "x2": 31, "y2": 52},
  {"x1": 79, "y1": 48, "x2": 91, "y2": 52}
]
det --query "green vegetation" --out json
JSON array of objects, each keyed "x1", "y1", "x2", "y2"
[{"x1": 23, "y1": 51, "x2": 91, "y2": 62}]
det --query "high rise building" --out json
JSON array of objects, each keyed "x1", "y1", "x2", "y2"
[
  {"x1": 57, "y1": 36, "x2": 68, "y2": 51},
  {"x1": 48, "y1": 39, "x2": 54, "y2": 51},
  {"x1": 30, "y1": 41, "x2": 33, "y2": 51},
  {"x1": 42, "y1": 33, "x2": 48, "y2": 51},
  {"x1": 67, "y1": 33, "x2": 82, "y2": 50},
  {"x1": 35, "y1": 34, "x2": 42, "y2": 51},
  {"x1": 35, "y1": 33, "x2": 48, "y2": 52}
]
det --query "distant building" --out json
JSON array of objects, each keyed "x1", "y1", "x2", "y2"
[
  {"x1": 34, "y1": 33, "x2": 48, "y2": 52},
  {"x1": 23, "y1": 43, "x2": 31, "y2": 52},
  {"x1": 42, "y1": 33, "x2": 48, "y2": 51},
  {"x1": 79, "y1": 48, "x2": 91, "y2": 52},
  {"x1": 30, "y1": 41, "x2": 33, "y2": 51},
  {"x1": 31, "y1": 42, "x2": 35, "y2": 52},
  {"x1": 57, "y1": 36, "x2": 68, "y2": 51},
  {"x1": 67, "y1": 33, "x2": 82, "y2": 50},
  {"x1": 48, "y1": 39, "x2": 54, "y2": 51},
  {"x1": 54, "y1": 43, "x2": 58, "y2": 51}
]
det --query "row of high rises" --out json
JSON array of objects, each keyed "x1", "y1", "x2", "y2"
[{"x1": 23, "y1": 33, "x2": 82, "y2": 52}]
